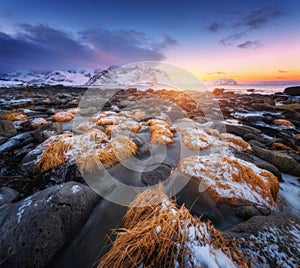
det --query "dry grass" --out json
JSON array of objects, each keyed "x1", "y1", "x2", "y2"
[
  {"x1": 5, "y1": 112, "x2": 28, "y2": 121},
  {"x1": 98, "y1": 186, "x2": 247, "y2": 268},
  {"x1": 96, "y1": 117, "x2": 119, "y2": 126},
  {"x1": 146, "y1": 119, "x2": 174, "y2": 145},
  {"x1": 30, "y1": 118, "x2": 48, "y2": 128},
  {"x1": 77, "y1": 152, "x2": 103, "y2": 173},
  {"x1": 52, "y1": 111, "x2": 75, "y2": 122},
  {"x1": 273, "y1": 119, "x2": 294, "y2": 127},
  {"x1": 98, "y1": 135, "x2": 137, "y2": 166},
  {"x1": 219, "y1": 133, "x2": 251, "y2": 152},
  {"x1": 34, "y1": 139, "x2": 72, "y2": 173},
  {"x1": 271, "y1": 142, "x2": 293, "y2": 151}
]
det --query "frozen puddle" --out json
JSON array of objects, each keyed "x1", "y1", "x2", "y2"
[{"x1": 279, "y1": 173, "x2": 300, "y2": 217}]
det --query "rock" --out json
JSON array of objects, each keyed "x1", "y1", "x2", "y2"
[
  {"x1": 0, "y1": 120, "x2": 17, "y2": 137},
  {"x1": 271, "y1": 142, "x2": 294, "y2": 151},
  {"x1": 177, "y1": 154, "x2": 279, "y2": 215},
  {"x1": 273, "y1": 119, "x2": 294, "y2": 127},
  {"x1": 33, "y1": 122, "x2": 63, "y2": 143},
  {"x1": 220, "y1": 123, "x2": 261, "y2": 138},
  {"x1": 243, "y1": 132, "x2": 266, "y2": 143},
  {"x1": 284, "y1": 86, "x2": 300, "y2": 96},
  {"x1": 252, "y1": 146, "x2": 300, "y2": 176},
  {"x1": 251, "y1": 103, "x2": 277, "y2": 112},
  {"x1": 119, "y1": 99, "x2": 134, "y2": 108},
  {"x1": 141, "y1": 164, "x2": 172, "y2": 186},
  {"x1": 0, "y1": 136, "x2": 8, "y2": 145},
  {"x1": 0, "y1": 187, "x2": 20, "y2": 206},
  {"x1": 232, "y1": 150, "x2": 282, "y2": 181},
  {"x1": 223, "y1": 212, "x2": 300, "y2": 268},
  {"x1": 0, "y1": 182, "x2": 101, "y2": 267},
  {"x1": 0, "y1": 132, "x2": 34, "y2": 155},
  {"x1": 233, "y1": 205, "x2": 260, "y2": 220},
  {"x1": 212, "y1": 88, "x2": 225, "y2": 96},
  {"x1": 247, "y1": 139, "x2": 268, "y2": 149}
]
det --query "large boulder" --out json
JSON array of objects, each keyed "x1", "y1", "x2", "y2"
[
  {"x1": 284, "y1": 86, "x2": 300, "y2": 96},
  {"x1": 233, "y1": 150, "x2": 282, "y2": 181},
  {"x1": 177, "y1": 154, "x2": 279, "y2": 216},
  {"x1": 0, "y1": 181, "x2": 101, "y2": 267},
  {"x1": 252, "y1": 146, "x2": 300, "y2": 176},
  {"x1": 223, "y1": 212, "x2": 300, "y2": 268}
]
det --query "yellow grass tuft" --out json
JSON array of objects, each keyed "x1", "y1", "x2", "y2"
[
  {"x1": 6, "y1": 112, "x2": 28, "y2": 121},
  {"x1": 98, "y1": 186, "x2": 247, "y2": 268},
  {"x1": 77, "y1": 152, "x2": 103, "y2": 173},
  {"x1": 146, "y1": 119, "x2": 174, "y2": 145},
  {"x1": 35, "y1": 139, "x2": 72, "y2": 173},
  {"x1": 98, "y1": 135, "x2": 137, "y2": 166},
  {"x1": 96, "y1": 116, "x2": 119, "y2": 126},
  {"x1": 52, "y1": 111, "x2": 75, "y2": 122}
]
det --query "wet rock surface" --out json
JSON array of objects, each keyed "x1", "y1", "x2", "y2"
[
  {"x1": 0, "y1": 181, "x2": 101, "y2": 268},
  {"x1": 223, "y1": 212, "x2": 300, "y2": 268}
]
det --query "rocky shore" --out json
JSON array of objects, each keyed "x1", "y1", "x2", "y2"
[{"x1": 0, "y1": 85, "x2": 300, "y2": 267}]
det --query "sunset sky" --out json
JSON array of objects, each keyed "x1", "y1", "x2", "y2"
[{"x1": 0, "y1": 0, "x2": 299, "y2": 84}]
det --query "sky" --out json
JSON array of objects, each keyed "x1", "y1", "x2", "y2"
[{"x1": 0, "y1": 0, "x2": 299, "y2": 84}]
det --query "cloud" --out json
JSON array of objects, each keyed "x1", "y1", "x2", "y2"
[
  {"x1": 214, "y1": 6, "x2": 284, "y2": 48},
  {"x1": 0, "y1": 24, "x2": 177, "y2": 72},
  {"x1": 278, "y1": 69, "x2": 287, "y2": 73},
  {"x1": 237, "y1": 40, "x2": 262, "y2": 49},
  {"x1": 206, "y1": 71, "x2": 226, "y2": 75},
  {"x1": 219, "y1": 32, "x2": 245, "y2": 46},
  {"x1": 233, "y1": 7, "x2": 284, "y2": 30},
  {"x1": 207, "y1": 22, "x2": 223, "y2": 33}
]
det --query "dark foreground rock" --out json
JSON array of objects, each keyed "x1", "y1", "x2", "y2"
[
  {"x1": 223, "y1": 212, "x2": 300, "y2": 268},
  {"x1": 284, "y1": 86, "x2": 300, "y2": 96},
  {"x1": 0, "y1": 181, "x2": 101, "y2": 268}
]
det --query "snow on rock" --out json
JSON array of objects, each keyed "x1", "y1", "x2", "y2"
[
  {"x1": 223, "y1": 212, "x2": 300, "y2": 268},
  {"x1": 180, "y1": 125, "x2": 251, "y2": 152},
  {"x1": 71, "y1": 185, "x2": 82, "y2": 194},
  {"x1": 178, "y1": 154, "x2": 279, "y2": 214}
]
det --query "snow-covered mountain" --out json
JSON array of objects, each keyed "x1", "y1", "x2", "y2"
[
  {"x1": 0, "y1": 69, "x2": 102, "y2": 87},
  {"x1": 86, "y1": 63, "x2": 170, "y2": 87},
  {"x1": 205, "y1": 78, "x2": 238, "y2": 86}
]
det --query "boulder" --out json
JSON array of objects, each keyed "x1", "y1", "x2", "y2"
[
  {"x1": 0, "y1": 132, "x2": 34, "y2": 155},
  {"x1": 223, "y1": 212, "x2": 300, "y2": 268},
  {"x1": 0, "y1": 187, "x2": 20, "y2": 206},
  {"x1": 0, "y1": 181, "x2": 101, "y2": 267},
  {"x1": 0, "y1": 120, "x2": 17, "y2": 137},
  {"x1": 233, "y1": 150, "x2": 282, "y2": 181},
  {"x1": 252, "y1": 146, "x2": 300, "y2": 176},
  {"x1": 177, "y1": 154, "x2": 279, "y2": 216},
  {"x1": 284, "y1": 86, "x2": 300, "y2": 96}
]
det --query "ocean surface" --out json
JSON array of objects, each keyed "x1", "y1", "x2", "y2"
[{"x1": 206, "y1": 84, "x2": 298, "y2": 95}]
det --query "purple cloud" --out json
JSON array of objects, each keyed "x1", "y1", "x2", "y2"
[{"x1": 0, "y1": 24, "x2": 177, "y2": 72}]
